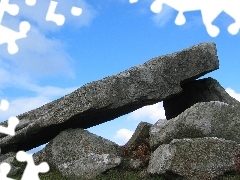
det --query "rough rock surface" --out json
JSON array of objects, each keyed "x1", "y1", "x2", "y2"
[
  {"x1": 128, "y1": 158, "x2": 145, "y2": 169},
  {"x1": 124, "y1": 121, "x2": 152, "y2": 148},
  {"x1": 0, "y1": 42, "x2": 219, "y2": 154},
  {"x1": 150, "y1": 101, "x2": 240, "y2": 150},
  {"x1": 147, "y1": 137, "x2": 240, "y2": 179},
  {"x1": 33, "y1": 128, "x2": 121, "y2": 180},
  {"x1": 121, "y1": 122, "x2": 152, "y2": 168},
  {"x1": 164, "y1": 77, "x2": 240, "y2": 119}
]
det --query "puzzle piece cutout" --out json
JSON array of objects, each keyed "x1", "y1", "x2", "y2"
[
  {"x1": 0, "y1": 151, "x2": 49, "y2": 180},
  {"x1": 0, "y1": 21, "x2": 30, "y2": 54},
  {"x1": 0, "y1": 0, "x2": 19, "y2": 21},
  {"x1": 46, "y1": 0, "x2": 65, "y2": 26},
  {"x1": 0, "y1": 99, "x2": 19, "y2": 136},
  {"x1": 148, "y1": 0, "x2": 240, "y2": 37},
  {"x1": 0, "y1": 163, "x2": 15, "y2": 180},
  {"x1": 0, "y1": 98, "x2": 49, "y2": 180},
  {"x1": 0, "y1": 116, "x2": 19, "y2": 136},
  {"x1": 16, "y1": 151, "x2": 49, "y2": 180},
  {"x1": 46, "y1": 0, "x2": 82, "y2": 26},
  {"x1": 0, "y1": 0, "x2": 82, "y2": 54},
  {"x1": 0, "y1": 0, "x2": 36, "y2": 54}
]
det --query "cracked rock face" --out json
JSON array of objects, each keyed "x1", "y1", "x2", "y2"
[
  {"x1": 0, "y1": 42, "x2": 219, "y2": 154},
  {"x1": 150, "y1": 101, "x2": 240, "y2": 151},
  {"x1": 147, "y1": 137, "x2": 240, "y2": 179},
  {"x1": 33, "y1": 128, "x2": 121, "y2": 180}
]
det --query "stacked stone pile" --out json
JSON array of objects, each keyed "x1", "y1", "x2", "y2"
[{"x1": 1, "y1": 42, "x2": 240, "y2": 179}]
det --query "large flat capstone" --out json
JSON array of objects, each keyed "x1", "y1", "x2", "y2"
[{"x1": 0, "y1": 42, "x2": 219, "y2": 153}]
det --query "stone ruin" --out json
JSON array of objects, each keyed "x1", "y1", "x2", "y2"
[{"x1": 0, "y1": 42, "x2": 240, "y2": 179}]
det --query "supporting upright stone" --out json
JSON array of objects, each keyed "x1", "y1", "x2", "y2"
[
  {"x1": 33, "y1": 128, "x2": 121, "y2": 180},
  {"x1": 0, "y1": 42, "x2": 219, "y2": 153},
  {"x1": 124, "y1": 121, "x2": 152, "y2": 148},
  {"x1": 150, "y1": 101, "x2": 240, "y2": 151},
  {"x1": 163, "y1": 77, "x2": 239, "y2": 119},
  {"x1": 148, "y1": 137, "x2": 240, "y2": 179},
  {"x1": 121, "y1": 122, "x2": 152, "y2": 168}
]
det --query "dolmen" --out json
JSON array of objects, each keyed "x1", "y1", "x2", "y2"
[
  {"x1": 1, "y1": 42, "x2": 240, "y2": 179},
  {"x1": 0, "y1": 42, "x2": 218, "y2": 153}
]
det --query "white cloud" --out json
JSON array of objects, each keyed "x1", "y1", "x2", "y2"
[
  {"x1": 127, "y1": 102, "x2": 166, "y2": 123},
  {"x1": 114, "y1": 128, "x2": 134, "y2": 145},
  {"x1": 0, "y1": 24, "x2": 75, "y2": 79},
  {"x1": 28, "y1": 85, "x2": 78, "y2": 98},
  {"x1": 226, "y1": 88, "x2": 240, "y2": 102},
  {"x1": 0, "y1": 55, "x2": 78, "y2": 93},
  {"x1": 152, "y1": 4, "x2": 175, "y2": 27}
]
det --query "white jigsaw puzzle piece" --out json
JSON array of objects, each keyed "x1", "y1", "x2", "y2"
[
  {"x1": 71, "y1": 6, "x2": 82, "y2": 17},
  {"x1": 25, "y1": 0, "x2": 37, "y2": 6},
  {"x1": 0, "y1": 99, "x2": 19, "y2": 136},
  {"x1": 150, "y1": 0, "x2": 240, "y2": 37},
  {"x1": 223, "y1": 0, "x2": 240, "y2": 35},
  {"x1": 16, "y1": 151, "x2": 49, "y2": 180},
  {"x1": 0, "y1": 0, "x2": 32, "y2": 54},
  {"x1": 46, "y1": 0, "x2": 65, "y2": 26},
  {"x1": 0, "y1": 116, "x2": 19, "y2": 136},
  {"x1": 0, "y1": 0, "x2": 19, "y2": 23},
  {"x1": 0, "y1": 21, "x2": 30, "y2": 54},
  {"x1": 0, "y1": 162, "x2": 16, "y2": 180}
]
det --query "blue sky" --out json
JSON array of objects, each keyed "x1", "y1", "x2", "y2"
[{"x1": 0, "y1": 0, "x2": 240, "y2": 154}]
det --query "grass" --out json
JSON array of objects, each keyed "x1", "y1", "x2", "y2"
[
  {"x1": 7, "y1": 157, "x2": 240, "y2": 180},
  {"x1": 94, "y1": 158, "x2": 166, "y2": 180},
  {"x1": 218, "y1": 175, "x2": 240, "y2": 180},
  {"x1": 8, "y1": 154, "x2": 166, "y2": 180},
  {"x1": 6, "y1": 140, "x2": 240, "y2": 179},
  {"x1": 8, "y1": 158, "x2": 68, "y2": 180}
]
